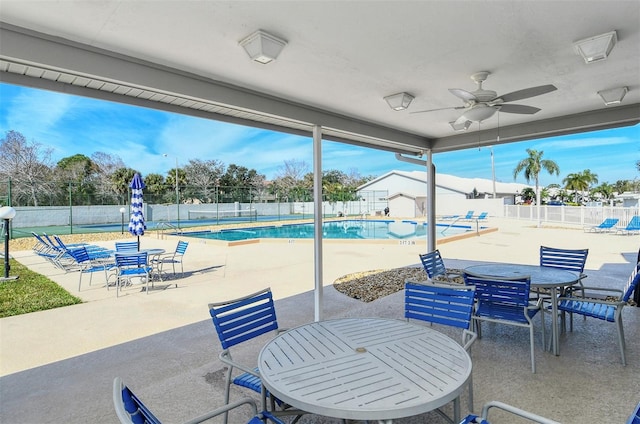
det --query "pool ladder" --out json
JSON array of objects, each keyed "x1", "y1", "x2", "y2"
[{"x1": 156, "y1": 222, "x2": 182, "y2": 239}]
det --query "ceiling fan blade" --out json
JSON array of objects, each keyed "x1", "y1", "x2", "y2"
[
  {"x1": 449, "y1": 88, "x2": 477, "y2": 102},
  {"x1": 410, "y1": 106, "x2": 464, "y2": 114},
  {"x1": 498, "y1": 104, "x2": 541, "y2": 114},
  {"x1": 498, "y1": 84, "x2": 557, "y2": 103}
]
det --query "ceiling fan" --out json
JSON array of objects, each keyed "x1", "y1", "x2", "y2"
[{"x1": 411, "y1": 71, "x2": 557, "y2": 131}]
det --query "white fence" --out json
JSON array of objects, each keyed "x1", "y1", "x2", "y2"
[{"x1": 504, "y1": 204, "x2": 640, "y2": 228}]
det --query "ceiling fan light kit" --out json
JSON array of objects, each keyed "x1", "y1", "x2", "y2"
[
  {"x1": 384, "y1": 92, "x2": 414, "y2": 110},
  {"x1": 239, "y1": 29, "x2": 287, "y2": 64},
  {"x1": 598, "y1": 86, "x2": 628, "y2": 105},
  {"x1": 412, "y1": 71, "x2": 557, "y2": 130},
  {"x1": 573, "y1": 30, "x2": 617, "y2": 64}
]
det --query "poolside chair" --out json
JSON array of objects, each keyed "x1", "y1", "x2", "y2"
[
  {"x1": 419, "y1": 249, "x2": 463, "y2": 283},
  {"x1": 69, "y1": 246, "x2": 116, "y2": 292},
  {"x1": 616, "y1": 215, "x2": 640, "y2": 235},
  {"x1": 463, "y1": 271, "x2": 545, "y2": 373},
  {"x1": 151, "y1": 240, "x2": 188, "y2": 278},
  {"x1": 556, "y1": 261, "x2": 640, "y2": 366},
  {"x1": 474, "y1": 212, "x2": 488, "y2": 221},
  {"x1": 405, "y1": 281, "x2": 477, "y2": 412},
  {"x1": 584, "y1": 218, "x2": 619, "y2": 233},
  {"x1": 460, "y1": 400, "x2": 560, "y2": 424},
  {"x1": 208, "y1": 288, "x2": 286, "y2": 424},
  {"x1": 113, "y1": 252, "x2": 153, "y2": 297},
  {"x1": 113, "y1": 377, "x2": 284, "y2": 424},
  {"x1": 461, "y1": 211, "x2": 474, "y2": 220}
]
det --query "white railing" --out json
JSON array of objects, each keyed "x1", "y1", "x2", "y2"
[{"x1": 503, "y1": 205, "x2": 640, "y2": 228}]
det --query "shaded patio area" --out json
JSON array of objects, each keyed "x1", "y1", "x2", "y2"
[{"x1": 1, "y1": 218, "x2": 638, "y2": 423}]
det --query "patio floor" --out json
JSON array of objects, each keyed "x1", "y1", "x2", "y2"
[{"x1": 0, "y1": 218, "x2": 638, "y2": 423}]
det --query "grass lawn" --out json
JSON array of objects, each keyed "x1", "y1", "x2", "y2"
[{"x1": 0, "y1": 258, "x2": 82, "y2": 318}]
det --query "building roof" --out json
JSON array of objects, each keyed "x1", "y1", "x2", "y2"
[{"x1": 358, "y1": 170, "x2": 531, "y2": 195}]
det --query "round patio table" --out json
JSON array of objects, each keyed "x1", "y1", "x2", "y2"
[{"x1": 258, "y1": 318, "x2": 471, "y2": 423}]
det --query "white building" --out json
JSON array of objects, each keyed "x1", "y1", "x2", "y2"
[{"x1": 357, "y1": 170, "x2": 531, "y2": 218}]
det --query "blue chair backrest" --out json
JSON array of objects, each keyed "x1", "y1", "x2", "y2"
[
  {"x1": 540, "y1": 246, "x2": 588, "y2": 273},
  {"x1": 464, "y1": 272, "x2": 531, "y2": 313},
  {"x1": 116, "y1": 241, "x2": 139, "y2": 251},
  {"x1": 598, "y1": 218, "x2": 619, "y2": 228},
  {"x1": 209, "y1": 288, "x2": 279, "y2": 350},
  {"x1": 176, "y1": 241, "x2": 188, "y2": 255},
  {"x1": 405, "y1": 282, "x2": 475, "y2": 329},
  {"x1": 69, "y1": 246, "x2": 91, "y2": 264},
  {"x1": 622, "y1": 263, "x2": 640, "y2": 302},
  {"x1": 626, "y1": 215, "x2": 640, "y2": 230},
  {"x1": 464, "y1": 211, "x2": 474, "y2": 219},
  {"x1": 115, "y1": 378, "x2": 162, "y2": 424},
  {"x1": 419, "y1": 250, "x2": 447, "y2": 279},
  {"x1": 476, "y1": 212, "x2": 488, "y2": 219},
  {"x1": 116, "y1": 252, "x2": 148, "y2": 268}
]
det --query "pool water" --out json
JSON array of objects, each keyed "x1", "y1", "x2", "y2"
[{"x1": 180, "y1": 220, "x2": 475, "y2": 242}]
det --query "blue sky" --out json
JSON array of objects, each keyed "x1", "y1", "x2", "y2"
[{"x1": 1, "y1": 82, "x2": 638, "y2": 187}]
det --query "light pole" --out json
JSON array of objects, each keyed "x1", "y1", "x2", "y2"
[
  {"x1": 490, "y1": 145, "x2": 496, "y2": 198},
  {"x1": 119, "y1": 207, "x2": 126, "y2": 234},
  {"x1": 163, "y1": 154, "x2": 180, "y2": 229},
  {"x1": 0, "y1": 206, "x2": 18, "y2": 281}
]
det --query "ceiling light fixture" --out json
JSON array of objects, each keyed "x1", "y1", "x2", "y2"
[
  {"x1": 384, "y1": 92, "x2": 414, "y2": 111},
  {"x1": 239, "y1": 30, "x2": 287, "y2": 64},
  {"x1": 598, "y1": 86, "x2": 628, "y2": 105},
  {"x1": 573, "y1": 30, "x2": 617, "y2": 64},
  {"x1": 449, "y1": 120, "x2": 471, "y2": 131}
]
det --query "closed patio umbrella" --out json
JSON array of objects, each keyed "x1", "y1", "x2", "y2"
[{"x1": 128, "y1": 173, "x2": 146, "y2": 250}]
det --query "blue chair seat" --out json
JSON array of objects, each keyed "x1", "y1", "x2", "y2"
[
  {"x1": 234, "y1": 369, "x2": 282, "y2": 407},
  {"x1": 475, "y1": 303, "x2": 539, "y2": 324},
  {"x1": 557, "y1": 298, "x2": 617, "y2": 322}
]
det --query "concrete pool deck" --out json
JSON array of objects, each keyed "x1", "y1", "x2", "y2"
[{"x1": 0, "y1": 217, "x2": 639, "y2": 423}]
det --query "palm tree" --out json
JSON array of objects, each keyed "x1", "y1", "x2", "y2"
[
  {"x1": 563, "y1": 169, "x2": 598, "y2": 204},
  {"x1": 513, "y1": 149, "x2": 560, "y2": 227}
]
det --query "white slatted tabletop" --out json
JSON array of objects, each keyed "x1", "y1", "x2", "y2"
[{"x1": 258, "y1": 318, "x2": 471, "y2": 422}]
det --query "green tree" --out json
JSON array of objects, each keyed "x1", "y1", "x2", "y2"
[
  {"x1": 591, "y1": 182, "x2": 615, "y2": 204},
  {"x1": 143, "y1": 173, "x2": 166, "y2": 203},
  {"x1": 110, "y1": 167, "x2": 138, "y2": 205},
  {"x1": 563, "y1": 169, "x2": 598, "y2": 204},
  {"x1": 513, "y1": 149, "x2": 560, "y2": 227},
  {"x1": 56, "y1": 154, "x2": 97, "y2": 205}
]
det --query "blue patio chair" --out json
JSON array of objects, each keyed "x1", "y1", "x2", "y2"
[
  {"x1": 584, "y1": 218, "x2": 619, "y2": 233},
  {"x1": 556, "y1": 261, "x2": 640, "y2": 366},
  {"x1": 68, "y1": 246, "x2": 116, "y2": 291},
  {"x1": 539, "y1": 245, "x2": 589, "y2": 329},
  {"x1": 628, "y1": 401, "x2": 640, "y2": 424},
  {"x1": 419, "y1": 250, "x2": 463, "y2": 283},
  {"x1": 152, "y1": 240, "x2": 188, "y2": 278},
  {"x1": 459, "y1": 400, "x2": 560, "y2": 424},
  {"x1": 474, "y1": 212, "x2": 488, "y2": 220},
  {"x1": 462, "y1": 210, "x2": 474, "y2": 220},
  {"x1": 405, "y1": 281, "x2": 477, "y2": 412},
  {"x1": 616, "y1": 215, "x2": 640, "y2": 235},
  {"x1": 114, "y1": 252, "x2": 153, "y2": 297},
  {"x1": 463, "y1": 271, "x2": 545, "y2": 373},
  {"x1": 208, "y1": 288, "x2": 285, "y2": 424},
  {"x1": 113, "y1": 377, "x2": 284, "y2": 424},
  {"x1": 116, "y1": 241, "x2": 139, "y2": 251}
]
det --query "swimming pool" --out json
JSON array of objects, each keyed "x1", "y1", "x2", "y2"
[{"x1": 179, "y1": 220, "x2": 476, "y2": 242}]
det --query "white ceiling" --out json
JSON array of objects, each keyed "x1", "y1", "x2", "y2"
[{"x1": 1, "y1": 0, "x2": 639, "y2": 155}]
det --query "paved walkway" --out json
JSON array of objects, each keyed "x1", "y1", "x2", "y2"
[{"x1": 0, "y1": 218, "x2": 638, "y2": 423}]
